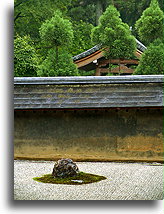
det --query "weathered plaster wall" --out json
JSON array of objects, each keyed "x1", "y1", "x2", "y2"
[{"x1": 14, "y1": 108, "x2": 163, "y2": 162}]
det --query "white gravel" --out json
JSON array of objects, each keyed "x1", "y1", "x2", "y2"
[{"x1": 14, "y1": 160, "x2": 163, "y2": 200}]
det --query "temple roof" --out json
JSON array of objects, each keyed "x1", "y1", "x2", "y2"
[{"x1": 73, "y1": 39, "x2": 146, "y2": 62}]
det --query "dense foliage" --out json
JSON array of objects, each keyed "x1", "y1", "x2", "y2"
[
  {"x1": 70, "y1": 21, "x2": 94, "y2": 56},
  {"x1": 91, "y1": 5, "x2": 136, "y2": 72},
  {"x1": 39, "y1": 11, "x2": 73, "y2": 49},
  {"x1": 14, "y1": 0, "x2": 72, "y2": 39},
  {"x1": 135, "y1": 0, "x2": 163, "y2": 45},
  {"x1": 14, "y1": 0, "x2": 163, "y2": 76},
  {"x1": 38, "y1": 11, "x2": 78, "y2": 76},
  {"x1": 134, "y1": 39, "x2": 164, "y2": 75},
  {"x1": 37, "y1": 49, "x2": 78, "y2": 76},
  {"x1": 14, "y1": 35, "x2": 39, "y2": 77}
]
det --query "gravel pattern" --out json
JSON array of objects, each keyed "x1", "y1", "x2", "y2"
[{"x1": 14, "y1": 160, "x2": 163, "y2": 200}]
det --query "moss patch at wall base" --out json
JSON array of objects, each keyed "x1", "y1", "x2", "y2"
[{"x1": 33, "y1": 172, "x2": 107, "y2": 185}]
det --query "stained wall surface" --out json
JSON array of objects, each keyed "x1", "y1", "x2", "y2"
[
  {"x1": 14, "y1": 76, "x2": 163, "y2": 162},
  {"x1": 14, "y1": 108, "x2": 163, "y2": 162}
]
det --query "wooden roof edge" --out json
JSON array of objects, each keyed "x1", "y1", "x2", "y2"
[
  {"x1": 75, "y1": 48, "x2": 142, "y2": 68},
  {"x1": 74, "y1": 49, "x2": 103, "y2": 64},
  {"x1": 73, "y1": 39, "x2": 146, "y2": 62},
  {"x1": 76, "y1": 48, "x2": 142, "y2": 63}
]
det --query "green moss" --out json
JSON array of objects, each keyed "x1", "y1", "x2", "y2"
[{"x1": 33, "y1": 172, "x2": 106, "y2": 185}]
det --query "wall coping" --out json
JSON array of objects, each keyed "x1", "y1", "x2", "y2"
[{"x1": 14, "y1": 75, "x2": 164, "y2": 85}]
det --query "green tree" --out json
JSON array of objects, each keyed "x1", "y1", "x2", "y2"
[
  {"x1": 94, "y1": 0, "x2": 106, "y2": 25},
  {"x1": 14, "y1": 35, "x2": 39, "y2": 77},
  {"x1": 134, "y1": 39, "x2": 163, "y2": 75},
  {"x1": 70, "y1": 20, "x2": 94, "y2": 56},
  {"x1": 14, "y1": 0, "x2": 163, "y2": 40},
  {"x1": 110, "y1": 0, "x2": 163, "y2": 29},
  {"x1": 91, "y1": 5, "x2": 136, "y2": 73},
  {"x1": 37, "y1": 49, "x2": 78, "y2": 76},
  {"x1": 14, "y1": 0, "x2": 73, "y2": 39},
  {"x1": 135, "y1": 0, "x2": 163, "y2": 45},
  {"x1": 39, "y1": 10, "x2": 74, "y2": 69},
  {"x1": 38, "y1": 10, "x2": 79, "y2": 76},
  {"x1": 67, "y1": 2, "x2": 96, "y2": 25},
  {"x1": 87, "y1": 0, "x2": 116, "y2": 25},
  {"x1": 68, "y1": 0, "x2": 113, "y2": 26},
  {"x1": 113, "y1": 0, "x2": 153, "y2": 27}
]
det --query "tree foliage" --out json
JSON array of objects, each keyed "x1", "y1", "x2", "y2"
[
  {"x1": 67, "y1": 0, "x2": 163, "y2": 27},
  {"x1": 14, "y1": 0, "x2": 163, "y2": 76},
  {"x1": 91, "y1": 5, "x2": 136, "y2": 60},
  {"x1": 68, "y1": 0, "x2": 110, "y2": 26},
  {"x1": 38, "y1": 11, "x2": 73, "y2": 76},
  {"x1": 134, "y1": 39, "x2": 164, "y2": 75},
  {"x1": 68, "y1": 2, "x2": 96, "y2": 25},
  {"x1": 14, "y1": 35, "x2": 39, "y2": 77},
  {"x1": 14, "y1": 0, "x2": 73, "y2": 39},
  {"x1": 135, "y1": 0, "x2": 163, "y2": 45},
  {"x1": 70, "y1": 21, "x2": 94, "y2": 56},
  {"x1": 39, "y1": 10, "x2": 73, "y2": 49},
  {"x1": 14, "y1": 0, "x2": 163, "y2": 39},
  {"x1": 37, "y1": 49, "x2": 78, "y2": 77}
]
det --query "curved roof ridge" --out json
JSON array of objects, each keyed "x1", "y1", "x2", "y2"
[
  {"x1": 73, "y1": 39, "x2": 146, "y2": 61},
  {"x1": 73, "y1": 44, "x2": 101, "y2": 61}
]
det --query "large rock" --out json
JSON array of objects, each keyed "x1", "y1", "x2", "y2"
[{"x1": 52, "y1": 159, "x2": 79, "y2": 178}]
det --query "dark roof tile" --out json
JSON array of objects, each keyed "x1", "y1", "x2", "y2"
[{"x1": 73, "y1": 39, "x2": 146, "y2": 61}]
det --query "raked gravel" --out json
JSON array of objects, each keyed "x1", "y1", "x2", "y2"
[{"x1": 14, "y1": 160, "x2": 163, "y2": 200}]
